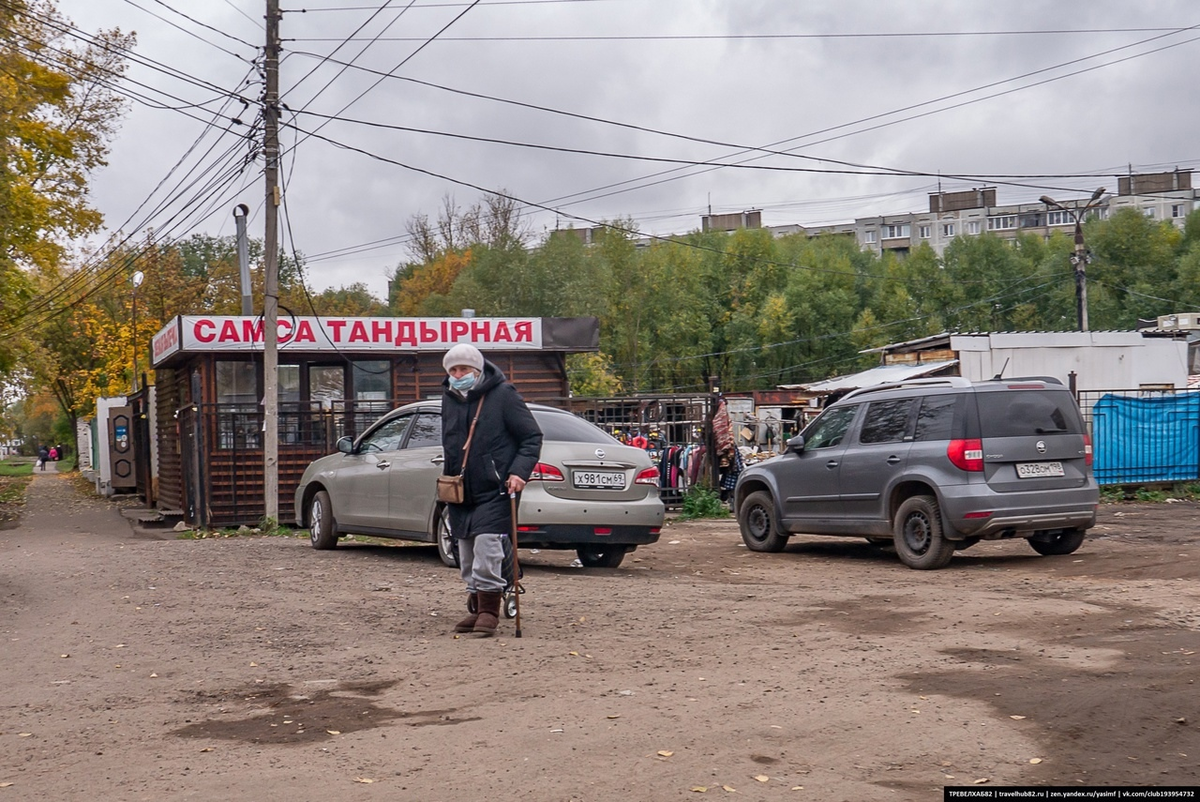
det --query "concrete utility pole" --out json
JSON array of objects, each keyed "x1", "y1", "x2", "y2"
[
  {"x1": 1040, "y1": 187, "x2": 1106, "y2": 332},
  {"x1": 262, "y1": 0, "x2": 281, "y2": 521}
]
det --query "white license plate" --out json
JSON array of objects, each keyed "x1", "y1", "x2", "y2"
[
  {"x1": 1016, "y1": 461, "x2": 1065, "y2": 478},
  {"x1": 573, "y1": 471, "x2": 626, "y2": 489}
]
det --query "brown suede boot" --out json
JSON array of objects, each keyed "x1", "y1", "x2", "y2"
[
  {"x1": 472, "y1": 590, "x2": 503, "y2": 637},
  {"x1": 454, "y1": 593, "x2": 478, "y2": 633}
]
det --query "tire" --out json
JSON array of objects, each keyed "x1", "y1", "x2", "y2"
[
  {"x1": 1028, "y1": 528, "x2": 1086, "y2": 556},
  {"x1": 309, "y1": 490, "x2": 338, "y2": 550},
  {"x1": 436, "y1": 506, "x2": 459, "y2": 567},
  {"x1": 892, "y1": 495, "x2": 954, "y2": 570},
  {"x1": 738, "y1": 490, "x2": 789, "y2": 552},
  {"x1": 576, "y1": 546, "x2": 626, "y2": 568}
]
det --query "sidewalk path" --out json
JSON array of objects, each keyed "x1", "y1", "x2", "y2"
[{"x1": 5, "y1": 466, "x2": 140, "y2": 545}]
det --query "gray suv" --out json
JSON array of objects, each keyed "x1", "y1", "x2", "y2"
[{"x1": 733, "y1": 377, "x2": 1099, "y2": 569}]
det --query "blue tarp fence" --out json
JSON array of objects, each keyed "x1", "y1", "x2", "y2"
[{"x1": 1088, "y1": 391, "x2": 1200, "y2": 485}]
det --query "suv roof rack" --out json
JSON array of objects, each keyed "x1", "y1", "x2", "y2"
[
  {"x1": 841, "y1": 375, "x2": 972, "y2": 401},
  {"x1": 985, "y1": 375, "x2": 1064, "y2": 386}
]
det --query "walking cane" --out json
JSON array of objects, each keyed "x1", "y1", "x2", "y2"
[{"x1": 509, "y1": 492, "x2": 523, "y2": 638}]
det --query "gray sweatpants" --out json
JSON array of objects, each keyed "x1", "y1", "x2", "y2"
[{"x1": 457, "y1": 533, "x2": 506, "y2": 593}]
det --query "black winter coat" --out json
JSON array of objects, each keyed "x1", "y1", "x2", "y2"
[{"x1": 441, "y1": 361, "x2": 543, "y2": 538}]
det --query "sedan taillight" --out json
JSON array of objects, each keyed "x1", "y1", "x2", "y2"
[
  {"x1": 634, "y1": 466, "x2": 660, "y2": 486},
  {"x1": 947, "y1": 438, "x2": 984, "y2": 472},
  {"x1": 530, "y1": 462, "x2": 564, "y2": 482}
]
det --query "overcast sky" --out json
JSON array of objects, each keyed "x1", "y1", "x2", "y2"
[{"x1": 53, "y1": 0, "x2": 1200, "y2": 301}]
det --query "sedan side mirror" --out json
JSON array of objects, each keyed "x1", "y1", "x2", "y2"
[
  {"x1": 336, "y1": 436, "x2": 354, "y2": 455},
  {"x1": 786, "y1": 434, "x2": 806, "y2": 453}
]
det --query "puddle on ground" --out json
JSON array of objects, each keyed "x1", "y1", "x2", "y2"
[{"x1": 171, "y1": 679, "x2": 480, "y2": 745}]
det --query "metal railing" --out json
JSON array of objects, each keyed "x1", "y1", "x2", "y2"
[{"x1": 1077, "y1": 388, "x2": 1200, "y2": 485}]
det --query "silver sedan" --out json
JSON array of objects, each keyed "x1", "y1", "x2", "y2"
[{"x1": 293, "y1": 401, "x2": 665, "y2": 568}]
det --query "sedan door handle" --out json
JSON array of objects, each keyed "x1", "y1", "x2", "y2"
[
  {"x1": 375, "y1": 461, "x2": 390, "y2": 470},
  {"x1": 825, "y1": 460, "x2": 839, "y2": 469},
  {"x1": 886, "y1": 456, "x2": 902, "y2": 465},
  {"x1": 431, "y1": 455, "x2": 445, "y2": 465}
]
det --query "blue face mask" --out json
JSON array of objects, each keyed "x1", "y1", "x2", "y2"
[{"x1": 450, "y1": 373, "x2": 477, "y2": 392}]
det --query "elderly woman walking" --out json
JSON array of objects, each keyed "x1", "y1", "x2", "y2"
[{"x1": 440, "y1": 344, "x2": 542, "y2": 637}]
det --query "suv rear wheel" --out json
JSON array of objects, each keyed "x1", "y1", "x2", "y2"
[
  {"x1": 1028, "y1": 528, "x2": 1086, "y2": 556},
  {"x1": 893, "y1": 495, "x2": 954, "y2": 570},
  {"x1": 738, "y1": 490, "x2": 789, "y2": 552}
]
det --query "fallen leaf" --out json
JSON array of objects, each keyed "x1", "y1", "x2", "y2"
[
  {"x1": 18, "y1": 733, "x2": 31, "y2": 738},
  {"x1": 657, "y1": 750, "x2": 674, "y2": 757},
  {"x1": 607, "y1": 714, "x2": 620, "y2": 719},
  {"x1": 150, "y1": 673, "x2": 158, "y2": 678},
  {"x1": 0, "y1": 782, "x2": 13, "y2": 788},
  {"x1": 59, "y1": 654, "x2": 69, "y2": 659},
  {"x1": 354, "y1": 778, "x2": 374, "y2": 784},
  {"x1": 568, "y1": 651, "x2": 579, "y2": 656},
  {"x1": 722, "y1": 785, "x2": 737, "y2": 792},
  {"x1": 327, "y1": 730, "x2": 341, "y2": 735},
  {"x1": 754, "y1": 775, "x2": 769, "y2": 782},
  {"x1": 974, "y1": 778, "x2": 989, "y2": 784},
  {"x1": 791, "y1": 787, "x2": 804, "y2": 791},
  {"x1": 249, "y1": 662, "x2": 258, "y2": 667},
  {"x1": 1029, "y1": 758, "x2": 1042, "y2": 764},
  {"x1": 199, "y1": 747, "x2": 213, "y2": 753},
  {"x1": 1009, "y1": 715, "x2": 1026, "y2": 720},
  {"x1": 690, "y1": 787, "x2": 708, "y2": 793}
]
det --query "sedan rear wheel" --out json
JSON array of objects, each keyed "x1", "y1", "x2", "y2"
[
  {"x1": 892, "y1": 495, "x2": 954, "y2": 570},
  {"x1": 576, "y1": 546, "x2": 626, "y2": 568},
  {"x1": 436, "y1": 506, "x2": 459, "y2": 567},
  {"x1": 1028, "y1": 528, "x2": 1086, "y2": 556},
  {"x1": 309, "y1": 490, "x2": 338, "y2": 550}
]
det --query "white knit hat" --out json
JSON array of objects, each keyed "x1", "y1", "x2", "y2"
[{"x1": 443, "y1": 343, "x2": 484, "y2": 373}]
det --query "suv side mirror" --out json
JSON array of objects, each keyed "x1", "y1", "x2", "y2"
[
  {"x1": 786, "y1": 434, "x2": 806, "y2": 453},
  {"x1": 336, "y1": 436, "x2": 354, "y2": 455}
]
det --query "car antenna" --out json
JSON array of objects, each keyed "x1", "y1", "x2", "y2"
[{"x1": 992, "y1": 357, "x2": 1010, "y2": 381}]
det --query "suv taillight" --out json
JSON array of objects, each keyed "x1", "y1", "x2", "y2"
[
  {"x1": 530, "y1": 462, "x2": 564, "y2": 482},
  {"x1": 1083, "y1": 434, "x2": 1093, "y2": 467},
  {"x1": 947, "y1": 438, "x2": 984, "y2": 472},
  {"x1": 634, "y1": 466, "x2": 660, "y2": 486}
]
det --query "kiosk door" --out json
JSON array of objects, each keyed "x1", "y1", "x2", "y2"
[{"x1": 108, "y1": 406, "x2": 137, "y2": 489}]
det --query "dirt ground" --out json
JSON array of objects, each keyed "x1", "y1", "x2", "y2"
[{"x1": 2, "y1": 469, "x2": 1198, "y2": 802}]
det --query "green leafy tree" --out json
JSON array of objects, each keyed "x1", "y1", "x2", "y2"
[{"x1": 0, "y1": 1, "x2": 133, "y2": 368}]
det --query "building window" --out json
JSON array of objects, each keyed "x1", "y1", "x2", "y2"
[
  {"x1": 1046, "y1": 210, "x2": 1074, "y2": 226},
  {"x1": 1144, "y1": 207, "x2": 1156, "y2": 218},
  {"x1": 215, "y1": 361, "x2": 260, "y2": 449},
  {"x1": 882, "y1": 223, "x2": 910, "y2": 239},
  {"x1": 942, "y1": 222, "x2": 955, "y2": 237},
  {"x1": 1172, "y1": 203, "x2": 1187, "y2": 218},
  {"x1": 967, "y1": 220, "x2": 981, "y2": 235},
  {"x1": 987, "y1": 215, "x2": 1017, "y2": 231},
  {"x1": 864, "y1": 230, "x2": 877, "y2": 243},
  {"x1": 918, "y1": 224, "x2": 931, "y2": 239}
]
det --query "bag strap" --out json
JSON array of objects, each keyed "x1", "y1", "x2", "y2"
[{"x1": 459, "y1": 394, "x2": 486, "y2": 470}]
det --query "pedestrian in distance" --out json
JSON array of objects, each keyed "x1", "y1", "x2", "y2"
[
  {"x1": 37, "y1": 445, "x2": 49, "y2": 471},
  {"x1": 48, "y1": 446, "x2": 58, "y2": 462},
  {"x1": 440, "y1": 343, "x2": 542, "y2": 637}
]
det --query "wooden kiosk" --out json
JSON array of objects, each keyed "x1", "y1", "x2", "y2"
[{"x1": 148, "y1": 315, "x2": 598, "y2": 527}]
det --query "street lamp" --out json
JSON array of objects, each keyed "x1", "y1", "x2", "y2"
[
  {"x1": 131, "y1": 270, "x2": 145, "y2": 393},
  {"x1": 1040, "y1": 187, "x2": 1106, "y2": 331}
]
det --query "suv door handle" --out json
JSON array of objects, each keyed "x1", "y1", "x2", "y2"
[
  {"x1": 375, "y1": 461, "x2": 390, "y2": 470},
  {"x1": 886, "y1": 455, "x2": 902, "y2": 464}
]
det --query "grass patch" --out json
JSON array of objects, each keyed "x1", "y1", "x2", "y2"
[
  {"x1": 677, "y1": 485, "x2": 731, "y2": 520},
  {"x1": 175, "y1": 524, "x2": 300, "y2": 540},
  {"x1": 1100, "y1": 482, "x2": 1200, "y2": 503},
  {"x1": 0, "y1": 459, "x2": 34, "y2": 477}
]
